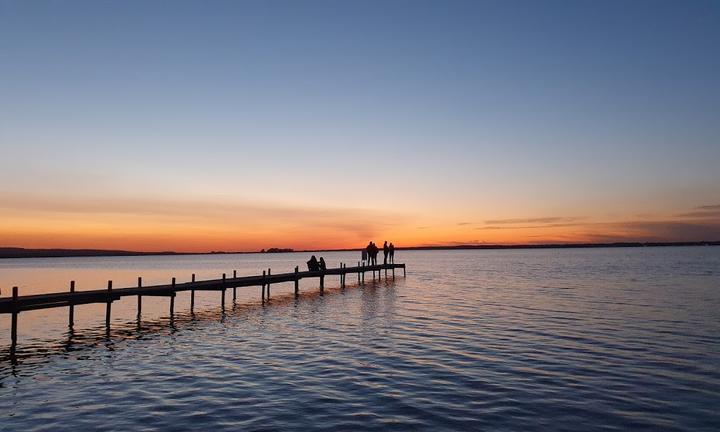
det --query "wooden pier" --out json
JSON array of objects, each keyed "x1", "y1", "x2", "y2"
[{"x1": 1, "y1": 262, "x2": 405, "y2": 351}]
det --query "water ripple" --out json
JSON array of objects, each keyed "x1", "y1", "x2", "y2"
[{"x1": 1, "y1": 248, "x2": 720, "y2": 430}]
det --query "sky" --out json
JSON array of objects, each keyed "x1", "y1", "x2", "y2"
[{"x1": 1, "y1": 0, "x2": 719, "y2": 252}]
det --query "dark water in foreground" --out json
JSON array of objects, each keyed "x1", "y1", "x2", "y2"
[{"x1": 1, "y1": 247, "x2": 719, "y2": 431}]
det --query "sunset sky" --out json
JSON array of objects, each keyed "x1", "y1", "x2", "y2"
[{"x1": 1, "y1": 0, "x2": 719, "y2": 252}]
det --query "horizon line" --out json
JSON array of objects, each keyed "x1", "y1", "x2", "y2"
[{"x1": 1, "y1": 241, "x2": 719, "y2": 259}]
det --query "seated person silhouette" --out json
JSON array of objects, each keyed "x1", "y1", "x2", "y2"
[
  {"x1": 319, "y1": 257, "x2": 327, "y2": 271},
  {"x1": 307, "y1": 255, "x2": 320, "y2": 271}
]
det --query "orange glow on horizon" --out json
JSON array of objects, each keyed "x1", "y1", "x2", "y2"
[
  {"x1": 1, "y1": 193, "x2": 718, "y2": 252},
  {"x1": 3, "y1": 215, "x2": 718, "y2": 252}
]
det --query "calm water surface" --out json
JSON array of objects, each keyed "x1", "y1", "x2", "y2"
[{"x1": 1, "y1": 247, "x2": 719, "y2": 431}]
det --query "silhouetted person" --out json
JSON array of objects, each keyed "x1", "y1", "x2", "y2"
[
  {"x1": 389, "y1": 243, "x2": 395, "y2": 263},
  {"x1": 307, "y1": 255, "x2": 320, "y2": 271},
  {"x1": 383, "y1": 241, "x2": 389, "y2": 265},
  {"x1": 319, "y1": 257, "x2": 327, "y2": 271},
  {"x1": 365, "y1": 241, "x2": 373, "y2": 265},
  {"x1": 370, "y1": 242, "x2": 378, "y2": 265}
]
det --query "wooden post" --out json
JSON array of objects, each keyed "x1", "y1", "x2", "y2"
[
  {"x1": 233, "y1": 270, "x2": 237, "y2": 301},
  {"x1": 262, "y1": 270, "x2": 266, "y2": 301},
  {"x1": 170, "y1": 277, "x2": 176, "y2": 316},
  {"x1": 341, "y1": 263, "x2": 345, "y2": 288},
  {"x1": 11, "y1": 286, "x2": 18, "y2": 349},
  {"x1": 105, "y1": 280, "x2": 112, "y2": 330},
  {"x1": 221, "y1": 273, "x2": 226, "y2": 309},
  {"x1": 403, "y1": 265, "x2": 406, "y2": 277},
  {"x1": 137, "y1": 277, "x2": 143, "y2": 317},
  {"x1": 392, "y1": 266, "x2": 395, "y2": 277},
  {"x1": 358, "y1": 262, "x2": 361, "y2": 283},
  {"x1": 320, "y1": 274, "x2": 324, "y2": 294},
  {"x1": 69, "y1": 280, "x2": 75, "y2": 328},
  {"x1": 267, "y1": 268, "x2": 271, "y2": 299},
  {"x1": 191, "y1": 273, "x2": 196, "y2": 312},
  {"x1": 294, "y1": 266, "x2": 299, "y2": 296}
]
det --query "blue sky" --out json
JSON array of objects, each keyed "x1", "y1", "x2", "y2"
[{"x1": 1, "y1": 0, "x2": 719, "y2": 250}]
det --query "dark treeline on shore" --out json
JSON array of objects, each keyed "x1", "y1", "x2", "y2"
[
  {"x1": 0, "y1": 241, "x2": 718, "y2": 259},
  {"x1": 0, "y1": 247, "x2": 183, "y2": 259},
  {"x1": 402, "y1": 241, "x2": 720, "y2": 251}
]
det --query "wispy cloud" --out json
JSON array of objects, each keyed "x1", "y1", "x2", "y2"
[
  {"x1": 0, "y1": 191, "x2": 409, "y2": 249},
  {"x1": 0, "y1": 192, "x2": 402, "y2": 225},
  {"x1": 484, "y1": 216, "x2": 584, "y2": 225},
  {"x1": 477, "y1": 222, "x2": 584, "y2": 230},
  {"x1": 677, "y1": 210, "x2": 720, "y2": 218},
  {"x1": 677, "y1": 204, "x2": 720, "y2": 219},
  {"x1": 581, "y1": 220, "x2": 720, "y2": 242},
  {"x1": 697, "y1": 204, "x2": 720, "y2": 211},
  {"x1": 475, "y1": 204, "x2": 720, "y2": 243}
]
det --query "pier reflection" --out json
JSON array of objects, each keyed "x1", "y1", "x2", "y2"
[{"x1": 0, "y1": 277, "x2": 398, "y2": 376}]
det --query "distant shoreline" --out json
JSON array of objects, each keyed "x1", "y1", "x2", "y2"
[{"x1": 0, "y1": 241, "x2": 718, "y2": 259}]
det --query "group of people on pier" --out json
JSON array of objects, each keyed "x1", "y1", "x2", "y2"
[
  {"x1": 364, "y1": 240, "x2": 395, "y2": 265},
  {"x1": 306, "y1": 255, "x2": 327, "y2": 271},
  {"x1": 306, "y1": 241, "x2": 397, "y2": 271}
]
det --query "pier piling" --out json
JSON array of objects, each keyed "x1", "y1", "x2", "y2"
[
  {"x1": 190, "y1": 273, "x2": 196, "y2": 312},
  {"x1": 221, "y1": 273, "x2": 226, "y2": 309},
  {"x1": 170, "y1": 277, "x2": 176, "y2": 316},
  {"x1": 105, "y1": 280, "x2": 112, "y2": 331},
  {"x1": 233, "y1": 270, "x2": 237, "y2": 301},
  {"x1": 11, "y1": 286, "x2": 18, "y2": 349},
  {"x1": 262, "y1": 270, "x2": 266, "y2": 301},
  {"x1": 267, "y1": 269, "x2": 271, "y2": 299},
  {"x1": 137, "y1": 277, "x2": 143, "y2": 318},
  {"x1": 69, "y1": 280, "x2": 75, "y2": 328},
  {"x1": 294, "y1": 266, "x2": 299, "y2": 296}
]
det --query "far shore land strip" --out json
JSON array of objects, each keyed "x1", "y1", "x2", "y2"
[{"x1": 0, "y1": 241, "x2": 718, "y2": 260}]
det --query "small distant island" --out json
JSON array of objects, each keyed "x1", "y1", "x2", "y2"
[
  {"x1": 0, "y1": 241, "x2": 717, "y2": 259},
  {"x1": 261, "y1": 248, "x2": 295, "y2": 253}
]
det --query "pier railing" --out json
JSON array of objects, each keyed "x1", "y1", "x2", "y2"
[{"x1": 1, "y1": 262, "x2": 405, "y2": 350}]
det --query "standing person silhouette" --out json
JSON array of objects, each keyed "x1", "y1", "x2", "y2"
[
  {"x1": 366, "y1": 242, "x2": 373, "y2": 266},
  {"x1": 383, "y1": 241, "x2": 389, "y2": 265},
  {"x1": 389, "y1": 243, "x2": 395, "y2": 263},
  {"x1": 370, "y1": 242, "x2": 378, "y2": 265}
]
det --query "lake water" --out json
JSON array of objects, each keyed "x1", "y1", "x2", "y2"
[{"x1": 1, "y1": 247, "x2": 719, "y2": 431}]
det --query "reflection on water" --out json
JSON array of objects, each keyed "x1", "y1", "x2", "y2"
[
  {"x1": 1, "y1": 248, "x2": 720, "y2": 431},
  {"x1": 0, "y1": 280, "x2": 360, "y2": 371}
]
